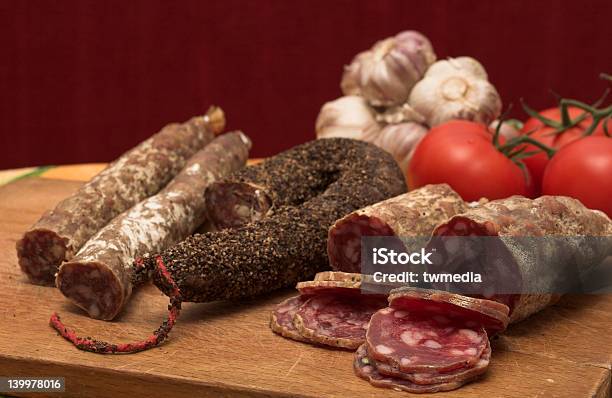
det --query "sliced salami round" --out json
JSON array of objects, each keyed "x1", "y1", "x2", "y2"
[
  {"x1": 296, "y1": 279, "x2": 363, "y2": 296},
  {"x1": 293, "y1": 294, "x2": 387, "y2": 349},
  {"x1": 388, "y1": 287, "x2": 510, "y2": 335},
  {"x1": 353, "y1": 344, "x2": 478, "y2": 394},
  {"x1": 270, "y1": 295, "x2": 310, "y2": 343},
  {"x1": 366, "y1": 306, "x2": 489, "y2": 374},
  {"x1": 313, "y1": 271, "x2": 363, "y2": 283},
  {"x1": 375, "y1": 338, "x2": 491, "y2": 385}
]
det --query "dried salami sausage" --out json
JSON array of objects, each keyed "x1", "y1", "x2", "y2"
[
  {"x1": 427, "y1": 195, "x2": 612, "y2": 323},
  {"x1": 327, "y1": 184, "x2": 467, "y2": 273},
  {"x1": 17, "y1": 107, "x2": 224, "y2": 285},
  {"x1": 52, "y1": 138, "x2": 407, "y2": 353},
  {"x1": 149, "y1": 138, "x2": 406, "y2": 303},
  {"x1": 203, "y1": 138, "x2": 374, "y2": 230},
  {"x1": 55, "y1": 132, "x2": 251, "y2": 320}
]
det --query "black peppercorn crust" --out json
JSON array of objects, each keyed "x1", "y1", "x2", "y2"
[{"x1": 148, "y1": 138, "x2": 407, "y2": 302}]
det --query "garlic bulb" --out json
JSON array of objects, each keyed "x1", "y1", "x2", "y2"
[
  {"x1": 374, "y1": 123, "x2": 428, "y2": 171},
  {"x1": 316, "y1": 96, "x2": 381, "y2": 140},
  {"x1": 408, "y1": 57, "x2": 502, "y2": 127},
  {"x1": 341, "y1": 31, "x2": 436, "y2": 107},
  {"x1": 376, "y1": 103, "x2": 426, "y2": 125}
]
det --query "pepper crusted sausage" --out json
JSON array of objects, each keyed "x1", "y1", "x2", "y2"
[
  {"x1": 151, "y1": 138, "x2": 407, "y2": 303},
  {"x1": 17, "y1": 107, "x2": 225, "y2": 285},
  {"x1": 427, "y1": 195, "x2": 612, "y2": 323},
  {"x1": 327, "y1": 184, "x2": 467, "y2": 273},
  {"x1": 51, "y1": 138, "x2": 407, "y2": 353},
  {"x1": 55, "y1": 132, "x2": 251, "y2": 321},
  {"x1": 203, "y1": 138, "x2": 381, "y2": 230}
]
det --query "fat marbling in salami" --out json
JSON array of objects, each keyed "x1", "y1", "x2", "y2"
[{"x1": 327, "y1": 184, "x2": 467, "y2": 273}]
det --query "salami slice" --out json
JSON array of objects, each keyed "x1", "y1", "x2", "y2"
[
  {"x1": 296, "y1": 278, "x2": 363, "y2": 296},
  {"x1": 358, "y1": 288, "x2": 499, "y2": 392},
  {"x1": 375, "y1": 340, "x2": 491, "y2": 385},
  {"x1": 313, "y1": 271, "x2": 363, "y2": 283},
  {"x1": 293, "y1": 294, "x2": 387, "y2": 349},
  {"x1": 270, "y1": 295, "x2": 310, "y2": 343},
  {"x1": 55, "y1": 132, "x2": 251, "y2": 320},
  {"x1": 366, "y1": 306, "x2": 488, "y2": 374},
  {"x1": 17, "y1": 107, "x2": 224, "y2": 285},
  {"x1": 52, "y1": 138, "x2": 407, "y2": 353},
  {"x1": 354, "y1": 344, "x2": 481, "y2": 393},
  {"x1": 328, "y1": 184, "x2": 467, "y2": 273},
  {"x1": 388, "y1": 287, "x2": 510, "y2": 335},
  {"x1": 427, "y1": 195, "x2": 612, "y2": 323}
]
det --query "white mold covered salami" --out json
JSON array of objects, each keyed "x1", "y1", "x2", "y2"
[
  {"x1": 327, "y1": 184, "x2": 467, "y2": 273},
  {"x1": 17, "y1": 107, "x2": 225, "y2": 285},
  {"x1": 56, "y1": 132, "x2": 251, "y2": 320},
  {"x1": 427, "y1": 195, "x2": 612, "y2": 323}
]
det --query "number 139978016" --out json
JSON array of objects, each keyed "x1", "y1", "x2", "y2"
[{"x1": 0, "y1": 377, "x2": 65, "y2": 392}]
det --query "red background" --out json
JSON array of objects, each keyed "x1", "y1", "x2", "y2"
[{"x1": 1, "y1": 0, "x2": 611, "y2": 169}]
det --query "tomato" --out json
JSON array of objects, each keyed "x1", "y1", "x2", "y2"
[
  {"x1": 542, "y1": 136, "x2": 612, "y2": 217},
  {"x1": 407, "y1": 120, "x2": 532, "y2": 202},
  {"x1": 521, "y1": 106, "x2": 608, "y2": 195},
  {"x1": 520, "y1": 125, "x2": 589, "y2": 193},
  {"x1": 522, "y1": 106, "x2": 592, "y2": 133}
]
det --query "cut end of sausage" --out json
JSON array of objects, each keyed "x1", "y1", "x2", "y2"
[
  {"x1": 429, "y1": 215, "x2": 521, "y2": 314},
  {"x1": 56, "y1": 261, "x2": 125, "y2": 321},
  {"x1": 388, "y1": 287, "x2": 509, "y2": 335},
  {"x1": 17, "y1": 229, "x2": 70, "y2": 285},
  {"x1": 328, "y1": 214, "x2": 396, "y2": 273},
  {"x1": 204, "y1": 181, "x2": 273, "y2": 230}
]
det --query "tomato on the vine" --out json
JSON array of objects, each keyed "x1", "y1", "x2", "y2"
[
  {"x1": 522, "y1": 106, "x2": 592, "y2": 133},
  {"x1": 407, "y1": 120, "x2": 532, "y2": 202},
  {"x1": 542, "y1": 136, "x2": 612, "y2": 217},
  {"x1": 520, "y1": 106, "x2": 608, "y2": 194}
]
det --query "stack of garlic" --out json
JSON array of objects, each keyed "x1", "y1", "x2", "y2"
[{"x1": 316, "y1": 30, "x2": 502, "y2": 173}]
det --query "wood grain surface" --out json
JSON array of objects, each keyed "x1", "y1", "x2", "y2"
[{"x1": 0, "y1": 177, "x2": 611, "y2": 398}]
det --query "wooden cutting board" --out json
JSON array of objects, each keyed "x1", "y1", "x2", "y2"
[{"x1": 0, "y1": 177, "x2": 611, "y2": 398}]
